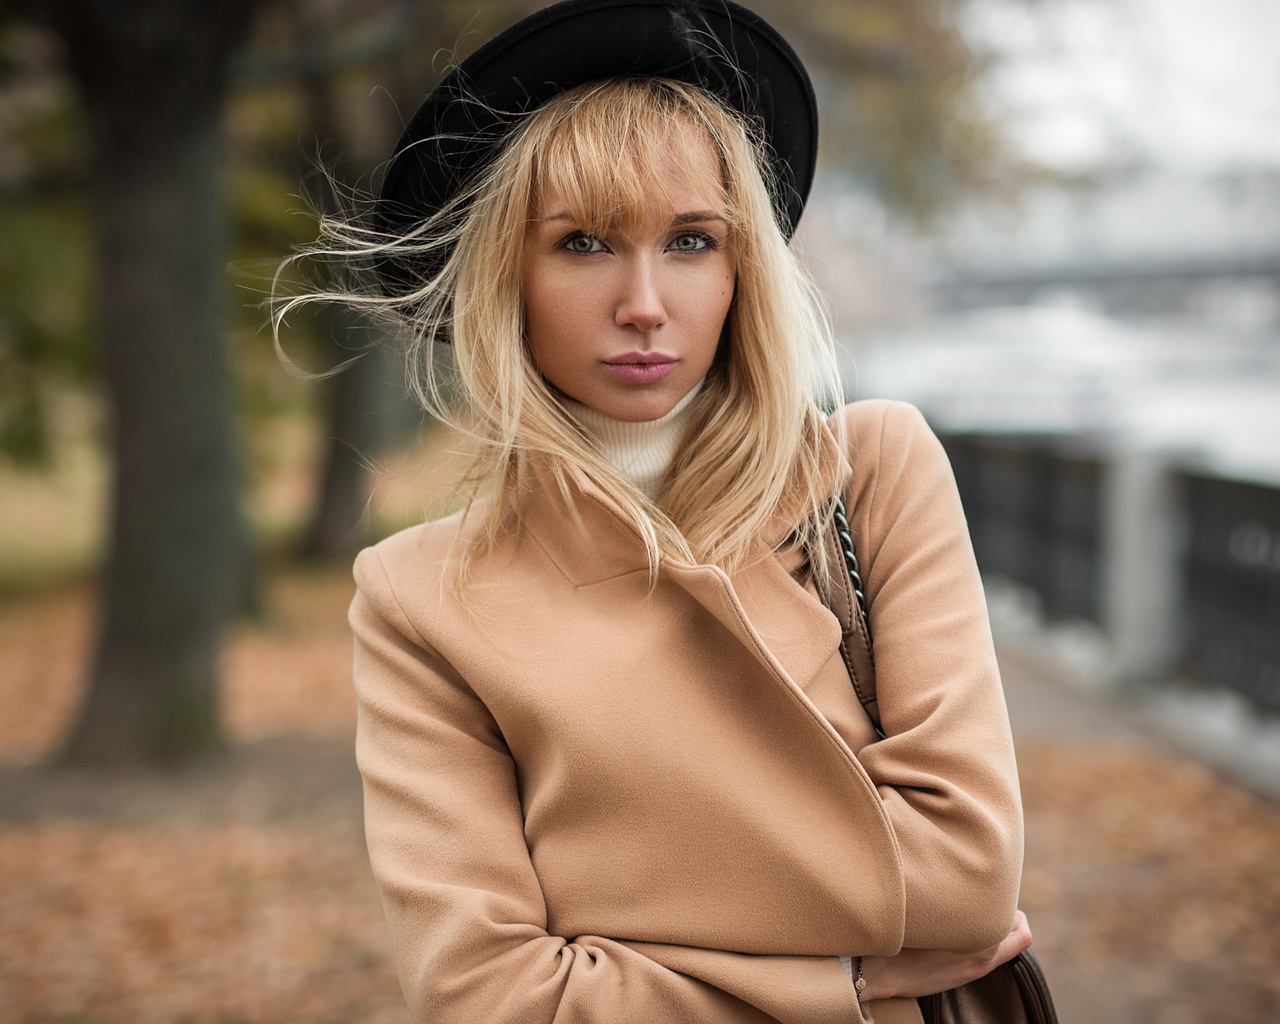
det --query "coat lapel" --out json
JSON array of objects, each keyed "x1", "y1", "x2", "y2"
[{"x1": 513, "y1": 420, "x2": 852, "y2": 707}]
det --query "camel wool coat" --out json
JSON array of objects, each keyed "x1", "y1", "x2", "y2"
[{"x1": 350, "y1": 399, "x2": 1024, "y2": 1024}]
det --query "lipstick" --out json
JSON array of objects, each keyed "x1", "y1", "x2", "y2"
[{"x1": 603, "y1": 352, "x2": 676, "y2": 384}]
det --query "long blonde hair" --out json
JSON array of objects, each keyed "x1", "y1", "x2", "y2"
[{"x1": 277, "y1": 77, "x2": 844, "y2": 579}]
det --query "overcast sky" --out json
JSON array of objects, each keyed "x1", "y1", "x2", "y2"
[{"x1": 967, "y1": 0, "x2": 1280, "y2": 174}]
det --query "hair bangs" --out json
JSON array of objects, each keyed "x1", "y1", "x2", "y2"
[{"x1": 528, "y1": 79, "x2": 731, "y2": 239}]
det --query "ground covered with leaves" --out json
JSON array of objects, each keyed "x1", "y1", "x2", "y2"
[{"x1": 2, "y1": 568, "x2": 1278, "y2": 1024}]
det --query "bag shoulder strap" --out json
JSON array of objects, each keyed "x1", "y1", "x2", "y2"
[{"x1": 816, "y1": 494, "x2": 883, "y2": 736}]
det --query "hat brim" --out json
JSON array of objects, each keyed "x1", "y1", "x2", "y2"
[{"x1": 375, "y1": 0, "x2": 817, "y2": 293}]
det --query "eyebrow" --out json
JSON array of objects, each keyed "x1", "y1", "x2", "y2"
[
  {"x1": 672, "y1": 210, "x2": 726, "y2": 225},
  {"x1": 537, "y1": 209, "x2": 727, "y2": 225}
]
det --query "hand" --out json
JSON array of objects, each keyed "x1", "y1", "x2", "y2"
[{"x1": 857, "y1": 910, "x2": 1033, "y2": 1002}]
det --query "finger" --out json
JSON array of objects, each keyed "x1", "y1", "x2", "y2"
[
  {"x1": 993, "y1": 921, "x2": 1033, "y2": 964},
  {"x1": 976, "y1": 912, "x2": 1026, "y2": 961}
]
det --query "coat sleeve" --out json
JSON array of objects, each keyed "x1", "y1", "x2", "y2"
[
  {"x1": 351, "y1": 548, "x2": 868, "y2": 1024},
  {"x1": 841, "y1": 401, "x2": 1024, "y2": 954}
]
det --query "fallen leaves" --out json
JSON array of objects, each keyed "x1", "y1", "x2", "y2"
[
  {"x1": 1018, "y1": 741, "x2": 1280, "y2": 1023},
  {"x1": 0, "y1": 820, "x2": 407, "y2": 1024}
]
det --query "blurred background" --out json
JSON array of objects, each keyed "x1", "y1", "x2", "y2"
[{"x1": 1, "y1": 1, "x2": 1277, "y2": 1022}]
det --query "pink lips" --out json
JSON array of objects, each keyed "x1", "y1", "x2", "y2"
[{"x1": 603, "y1": 351, "x2": 677, "y2": 384}]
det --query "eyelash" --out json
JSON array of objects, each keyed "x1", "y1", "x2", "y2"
[
  {"x1": 669, "y1": 231, "x2": 716, "y2": 253},
  {"x1": 558, "y1": 230, "x2": 719, "y2": 254},
  {"x1": 560, "y1": 233, "x2": 606, "y2": 254}
]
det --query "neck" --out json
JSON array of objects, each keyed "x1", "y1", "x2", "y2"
[{"x1": 564, "y1": 384, "x2": 702, "y2": 502}]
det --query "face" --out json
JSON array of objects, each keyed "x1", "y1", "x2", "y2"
[{"x1": 521, "y1": 132, "x2": 737, "y2": 422}]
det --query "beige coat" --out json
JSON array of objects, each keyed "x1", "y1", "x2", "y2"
[{"x1": 350, "y1": 400, "x2": 1023, "y2": 1024}]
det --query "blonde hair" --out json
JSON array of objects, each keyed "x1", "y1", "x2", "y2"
[{"x1": 277, "y1": 77, "x2": 844, "y2": 580}]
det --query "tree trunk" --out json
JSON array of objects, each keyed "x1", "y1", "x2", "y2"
[{"x1": 35, "y1": 0, "x2": 256, "y2": 765}]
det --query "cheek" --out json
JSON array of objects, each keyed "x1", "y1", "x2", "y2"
[
  {"x1": 521, "y1": 269, "x2": 563, "y2": 362},
  {"x1": 709, "y1": 268, "x2": 736, "y2": 328},
  {"x1": 522, "y1": 273, "x2": 593, "y2": 390}
]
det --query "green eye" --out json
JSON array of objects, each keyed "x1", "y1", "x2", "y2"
[
  {"x1": 564, "y1": 234, "x2": 603, "y2": 253},
  {"x1": 671, "y1": 233, "x2": 709, "y2": 252}
]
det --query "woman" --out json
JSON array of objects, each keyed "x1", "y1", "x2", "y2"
[{"x1": 285, "y1": 2, "x2": 1030, "y2": 1021}]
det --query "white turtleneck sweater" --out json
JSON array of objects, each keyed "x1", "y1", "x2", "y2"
[{"x1": 563, "y1": 384, "x2": 702, "y2": 502}]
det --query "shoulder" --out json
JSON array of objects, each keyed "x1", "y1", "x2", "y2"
[
  {"x1": 352, "y1": 510, "x2": 479, "y2": 630},
  {"x1": 355, "y1": 513, "x2": 463, "y2": 588},
  {"x1": 833, "y1": 397, "x2": 932, "y2": 444},
  {"x1": 833, "y1": 400, "x2": 948, "y2": 494},
  {"x1": 829, "y1": 399, "x2": 965, "y2": 560}
]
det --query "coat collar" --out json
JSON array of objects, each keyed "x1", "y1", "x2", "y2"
[
  {"x1": 510, "y1": 416, "x2": 852, "y2": 700},
  {"x1": 511, "y1": 414, "x2": 851, "y2": 586}
]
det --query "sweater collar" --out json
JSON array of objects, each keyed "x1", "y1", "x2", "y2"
[{"x1": 561, "y1": 384, "x2": 703, "y2": 502}]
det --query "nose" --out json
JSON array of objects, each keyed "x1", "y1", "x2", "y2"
[{"x1": 614, "y1": 253, "x2": 667, "y2": 333}]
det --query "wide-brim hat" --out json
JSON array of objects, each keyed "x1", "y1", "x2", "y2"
[{"x1": 375, "y1": 0, "x2": 817, "y2": 293}]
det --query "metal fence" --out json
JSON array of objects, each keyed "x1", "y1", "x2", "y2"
[
  {"x1": 1180, "y1": 474, "x2": 1280, "y2": 710},
  {"x1": 941, "y1": 435, "x2": 1104, "y2": 621},
  {"x1": 938, "y1": 431, "x2": 1280, "y2": 713}
]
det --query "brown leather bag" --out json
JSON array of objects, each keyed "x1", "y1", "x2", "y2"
[
  {"x1": 917, "y1": 948, "x2": 1058, "y2": 1024},
  {"x1": 817, "y1": 496, "x2": 1059, "y2": 1024}
]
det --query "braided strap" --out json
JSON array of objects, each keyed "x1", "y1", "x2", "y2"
[{"x1": 831, "y1": 495, "x2": 870, "y2": 639}]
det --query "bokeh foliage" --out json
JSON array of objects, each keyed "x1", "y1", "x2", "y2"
[
  {"x1": 761, "y1": 0, "x2": 1008, "y2": 220},
  {"x1": 0, "y1": 23, "x2": 92, "y2": 465},
  {"x1": 0, "y1": 0, "x2": 1012, "y2": 470}
]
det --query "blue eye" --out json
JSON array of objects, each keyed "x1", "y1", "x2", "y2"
[{"x1": 563, "y1": 234, "x2": 605, "y2": 253}]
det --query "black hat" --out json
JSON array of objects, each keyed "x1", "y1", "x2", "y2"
[{"x1": 375, "y1": 0, "x2": 817, "y2": 291}]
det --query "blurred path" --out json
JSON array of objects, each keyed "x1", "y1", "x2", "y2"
[
  {"x1": 1002, "y1": 647, "x2": 1157, "y2": 746},
  {"x1": 0, "y1": 736, "x2": 363, "y2": 827},
  {"x1": 1000, "y1": 648, "x2": 1280, "y2": 1024}
]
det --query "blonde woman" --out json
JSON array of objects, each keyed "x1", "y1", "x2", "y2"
[{"x1": 283, "y1": 2, "x2": 1031, "y2": 1021}]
